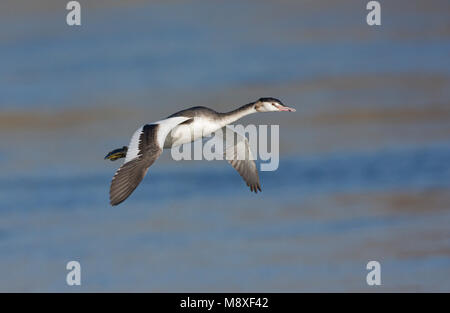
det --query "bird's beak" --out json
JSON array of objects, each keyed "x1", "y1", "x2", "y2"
[{"x1": 278, "y1": 105, "x2": 296, "y2": 112}]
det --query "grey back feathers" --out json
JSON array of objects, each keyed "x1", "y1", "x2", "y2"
[{"x1": 168, "y1": 106, "x2": 221, "y2": 120}]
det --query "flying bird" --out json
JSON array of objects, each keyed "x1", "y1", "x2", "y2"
[{"x1": 105, "y1": 97, "x2": 295, "y2": 205}]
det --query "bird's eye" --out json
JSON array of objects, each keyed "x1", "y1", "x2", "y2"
[{"x1": 271, "y1": 103, "x2": 276, "y2": 106}]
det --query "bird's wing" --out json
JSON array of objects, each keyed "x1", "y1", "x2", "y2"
[
  {"x1": 109, "y1": 116, "x2": 190, "y2": 206},
  {"x1": 212, "y1": 126, "x2": 261, "y2": 193}
]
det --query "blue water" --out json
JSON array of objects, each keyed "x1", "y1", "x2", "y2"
[
  {"x1": 2, "y1": 143, "x2": 450, "y2": 212},
  {"x1": 2, "y1": 1, "x2": 450, "y2": 109},
  {"x1": 0, "y1": 0, "x2": 450, "y2": 291}
]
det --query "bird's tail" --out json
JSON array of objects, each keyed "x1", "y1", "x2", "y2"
[{"x1": 104, "y1": 146, "x2": 128, "y2": 161}]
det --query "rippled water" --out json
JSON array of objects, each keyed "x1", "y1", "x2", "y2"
[{"x1": 0, "y1": 0, "x2": 449, "y2": 291}]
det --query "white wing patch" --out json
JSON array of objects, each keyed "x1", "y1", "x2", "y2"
[
  {"x1": 152, "y1": 116, "x2": 191, "y2": 147},
  {"x1": 124, "y1": 125, "x2": 144, "y2": 163},
  {"x1": 123, "y1": 117, "x2": 190, "y2": 164}
]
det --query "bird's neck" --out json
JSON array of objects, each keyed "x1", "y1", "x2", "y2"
[{"x1": 220, "y1": 102, "x2": 257, "y2": 125}]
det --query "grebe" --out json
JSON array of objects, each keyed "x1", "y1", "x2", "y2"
[{"x1": 105, "y1": 97, "x2": 295, "y2": 205}]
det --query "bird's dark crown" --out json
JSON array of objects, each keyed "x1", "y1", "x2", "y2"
[{"x1": 258, "y1": 97, "x2": 283, "y2": 105}]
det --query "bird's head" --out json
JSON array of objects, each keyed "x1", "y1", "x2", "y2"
[{"x1": 254, "y1": 97, "x2": 296, "y2": 113}]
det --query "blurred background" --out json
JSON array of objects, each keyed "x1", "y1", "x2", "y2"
[{"x1": 0, "y1": 0, "x2": 449, "y2": 292}]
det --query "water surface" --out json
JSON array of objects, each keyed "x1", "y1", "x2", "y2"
[{"x1": 0, "y1": 0, "x2": 449, "y2": 291}]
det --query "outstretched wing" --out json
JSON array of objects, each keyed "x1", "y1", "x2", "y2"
[
  {"x1": 109, "y1": 116, "x2": 190, "y2": 206},
  {"x1": 109, "y1": 124, "x2": 161, "y2": 206},
  {"x1": 213, "y1": 126, "x2": 261, "y2": 193}
]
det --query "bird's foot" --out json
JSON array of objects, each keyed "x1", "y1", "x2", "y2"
[{"x1": 104, "y1": 146, "x2": 128, "y2": 161}]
